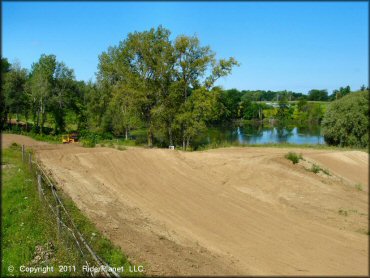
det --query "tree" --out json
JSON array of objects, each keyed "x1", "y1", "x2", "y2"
[
  {"x1": 1, "y1": 58, "x2": 12, "y2": 129},
  {"x1": 322, "y1": 91, "x2": 368, "y2": 147},
  {"x1": 174, "y1": 87, "x2": 220, "y2": 150},
  {"x1": 29, "y1": 54, "x2": 57, "y2": 134},
  {"x1": 218, "y1": 89, "x2": 242, "y2": 121},
  {"x1": 276, "y1": 94, "x2": 291, "y2": 122},
  {"x1": 97, "y1": 26, "x2": 238, "y2": 149},
  {"x1": 97, "y1": 26, "x2": 174, "y2": 146},
  {"x1": 108, "y1": 84, "x2": 142, "y2": 139},
  {"x1": 49, "y1": 62, "x2": 76, "y2": 133},
  {"x1": 308, "y1": 89, "x2": 328, "y2": 101},
  {"x1": 2, "y1": 62, "x2": 29, "y2": 127}
]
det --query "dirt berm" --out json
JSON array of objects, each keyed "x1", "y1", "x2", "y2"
[{"x1": 2, "y1": 134, "x2": 368, "y2": 275}]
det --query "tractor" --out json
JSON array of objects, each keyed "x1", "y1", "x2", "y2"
[{"x1": 62, "y1": 133, "x2": 79, "y2": 144}]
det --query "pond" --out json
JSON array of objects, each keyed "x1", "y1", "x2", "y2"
[{"x1": 194, "y1": 124, "x2": 325, "y2": 146}]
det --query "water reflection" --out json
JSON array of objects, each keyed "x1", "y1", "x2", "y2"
[{"x1": 195, "y1": 124, "x2": 325, "y2": 146}]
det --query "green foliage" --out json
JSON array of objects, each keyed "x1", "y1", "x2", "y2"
[
  {"x1": 338, "y1": 209, "x2": 348, "y2": 217},
  {"x1": 81, "y1": 139, "x2": 96, "y2": 148},
  {"x1": 218, "y1": 89, "x2": 243, "y2": 121},
  {"x1": 3, "y1": 148, "x2": 137, "y2": 275},
  {"x1": 322, "y1": 91, "x2": 369, "y2": 148},
  {"x1": 308, "y1": 89, "x2": 328, "y2": 101},
  {"x1": 276, "y1": 95, "x2": 292, "y2": 123},
  {"x1": 331, "y1": 85, "x2": 351, "y2": 100},
  {"x1": 355, "y1": 183, "x2": 363, "y2": 191},
  {"x1": 96, "y1": 26, "x2": 238, "y2": 149},
  {"x1": 285, "y1": 152, "x2": 302, "y2": 164},
  {"x1": 2, "y1": 148, "x2": 83, "y2": 275},
  {"x1": 116, "y1": 145, "x2": 127, "y2": 151},
  {"x1": 310, "y1": 164, "x2": 321, "y2": 174}
]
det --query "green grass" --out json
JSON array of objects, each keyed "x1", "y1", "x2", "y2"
[
  {"x1": 195, "y1": 140, "x2": 367, "y2": 152},
  {"x1": 285, "y1": 152, "x2": 302, "y2": 164},
  {"x1": 355, "y1": 183, "x2": 363, "y2": 191},
  {"x1": 2, "y1": 145, "x2": 140, "y2": 277},
  {"x1": 116, "y1": 145, "x2": 127, "y2": 151},
  {"x1": 338, "y1": 209, "x2": 348, "y2": 217},
  {"x1": 310, "y1": 164, "x2": 321, "y2": 174},
  {"x1": 81, "y1": 139, "x2": 96, "y2": 148},
  {"x1": 308, "y1": 163, "x2": 331, "y2": 175},
  {"x1": 100, "y1": 139, "x2": 137, "y2": 147}
]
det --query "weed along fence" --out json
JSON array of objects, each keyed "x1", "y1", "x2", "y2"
[{"x1": 21, "y1": 145, "x2": 120, "y2": 277}]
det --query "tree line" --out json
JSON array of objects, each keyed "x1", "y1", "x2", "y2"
[{"x1": 1, "y1": 26, "x2": 368, "y2": 149}]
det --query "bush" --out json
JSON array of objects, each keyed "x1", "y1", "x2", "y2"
[
  {"x1": 310, "y1": 164, "x2": 321, "y2": 173},
  {"x1": 81, "y1": 139, "x2": 96, "y2": 148},
  {"x1": 116, "y1": 145, "x2": 126, "y2": 151},
  {"x1": 322, "y1": 91, "x2": 369, "y2": 148},
  {"x1": 355, "y1": 183, "x2": 363, "y2": 191},
  {"x1": 285, "y1": 152, "x2": 302, "y2": 164}
]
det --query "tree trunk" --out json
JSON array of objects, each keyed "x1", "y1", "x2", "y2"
[
  {"x1": 147, "y1": 127, "x2": 153, "y2": 147},
  {"x1": 36, "y1": 109, "x2": 40, "y2": 131},
  {"x1": 125, "y1": 128, "x2": 128, "y2": 140},
  {"x1": 25, "y1": 114, "x2": 29, "y2": 131},
  {"x1": 182, "y1": 136, "x2": 186, "y2": 151},
  {"x1": 186, "y1": 136, "x2": 191, "y2": 149},
  {"x1": 168, "y1": 127, "x2": 173, "y2": 146}
]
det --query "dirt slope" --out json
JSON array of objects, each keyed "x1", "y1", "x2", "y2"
[
  {"x1": 2, "y1": 133, "x2": 48, "y2": 148},
  {"x1": 3, "y1": 134, "x2": 368, "y2": 275}
]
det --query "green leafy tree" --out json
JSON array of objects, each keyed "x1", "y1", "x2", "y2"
[
  {"x1": 174, "y1": 87, "x2": 220, "y2": 150},
  {"x1": 49, "y1": 62, "x2": 76, "y2": 133},
  {"x1": 108, "y1": 84, "x2": 142, "y2": 139},
  {"x1": 29, "y1": 54, "x2": 57, "y2": 134},
  {"x1": 218, "y1": 89, "x2": 243, "y2": 121},
  {"x1": 308, "y1": 89, "x2": 328, "y2": 101},
  {"x1": 2, "y1": 62, "x2": 29, "y2": 127},
  {"x1": 322, "y1": 91, "x2": 368, "y2": 147},
  {"x1": 1, "y1": 58, "x2": 11, "y2": 129},
  {"x1": 97, "y1": 26, "x2": 174, "y2": 146},
  {"x1": 276, "y1": 94, "x2": 291, "y2": 122}
]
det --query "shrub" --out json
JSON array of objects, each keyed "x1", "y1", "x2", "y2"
[
  {"x1": 10, "y1": 142, "x2": 21, "y2": 150},
  {"x1": 81, "y1": 139, "x2": 96, "y2": 148},
  {"x1": 116, "y1": 145, "x2": 126, "y2": 151},
  {"x1": 285, "y1": 152, "x2": 302, "y2": 164},
  {"x1": 355, "y1": 183, "x2": 363, "y2": 191},
  {"x1": 310, "y1": 164, "x2": 321, "y2": 173},
  {"x1": 338, "y1": 209, "x2": 348, "y2": 216},
  {"x1": 321, "y1": 168, "x2": 331, "y2": 176},
  {"x1": 322, "y1": 91, "x2": 369, "y2": 148}
]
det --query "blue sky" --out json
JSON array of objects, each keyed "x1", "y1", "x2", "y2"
[{"x1": 2, "y1": 1, "x2": 368, "y2": 93}]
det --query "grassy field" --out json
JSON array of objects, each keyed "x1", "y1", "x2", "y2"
[{"x1": 1, "y1": 144, "x2": 139, "y2": 277}]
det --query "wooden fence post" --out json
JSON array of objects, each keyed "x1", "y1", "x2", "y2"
[{"x1": 22, "y1": 145, "x2": 25, "y2": 162}]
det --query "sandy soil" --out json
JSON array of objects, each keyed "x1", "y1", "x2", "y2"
[{"x1": 2, "y1": 134, "x2": 368, "y2": 275}]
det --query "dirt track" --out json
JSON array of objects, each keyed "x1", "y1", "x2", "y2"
[{"x1": 2, "y1": 134, "x2": 369, "y2": 275}]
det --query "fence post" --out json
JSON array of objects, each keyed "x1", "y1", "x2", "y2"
[
  {"x1": 22, "y1": 145, "x2": 25, "y2": 162},
  {"x1": 37, "y1": 175, "x2": 42, "y2": 200}
]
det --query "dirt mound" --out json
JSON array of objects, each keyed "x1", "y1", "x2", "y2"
[
  {"x1": 3, "y1": 135, "x2": 368, "y2": 275},
  {"x1": 2, "y1": 134, "x2": 48, "y2": 148}
]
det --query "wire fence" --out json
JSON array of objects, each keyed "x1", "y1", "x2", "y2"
[{"x1": 21, "y1": 145, "x2": 120, "y2": 277}]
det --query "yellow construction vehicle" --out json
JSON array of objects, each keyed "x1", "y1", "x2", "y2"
[{"x1": 62, "y1": 133, "x2": 79, "y2": 144}]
